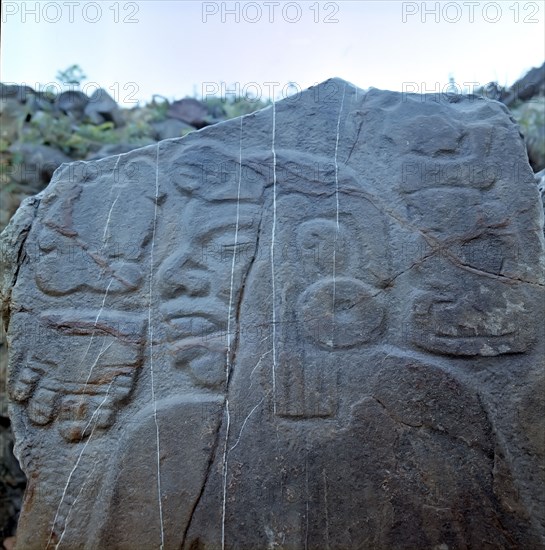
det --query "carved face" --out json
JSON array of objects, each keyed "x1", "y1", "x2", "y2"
[{"x1": 157, "y1": 200, "x2": 261, "y2": 388}]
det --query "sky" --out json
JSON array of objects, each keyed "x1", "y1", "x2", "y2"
[{"x1": 1, "y1": 1, "x2": 544, "y2": 106}]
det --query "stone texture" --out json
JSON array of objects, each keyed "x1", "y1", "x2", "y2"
[
  {"x1": 502, "y1": 62, "x2": 545, "y2": 107},
  {"x1": 0, "y1": 421, "x2": 26, "y2": 543},
  {"x1": 7, "y1": 144, "x2": 72, "y2": 189},
  {"x1": 1, "y1": 79, "x2": 544, "y2": 549},
  {"x1": 55, "y1": 91, "x2": 89, "y2": 121},
  {"x1": 83, "y1": 88, "x2": 124, "y2": 127},
  {"x1": 167, "y1": 97, "x2": 210, "y2": 128},
  {"x1": 151, "y1": 118, "x2": 195, "y2": 141}
]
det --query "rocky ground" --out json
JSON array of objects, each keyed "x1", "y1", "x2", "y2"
[{"x1": 0, "y1": 63, "x2": 543, "y2": 546}]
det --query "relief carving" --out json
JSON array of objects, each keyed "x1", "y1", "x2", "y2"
[
  {"x1": 2, "y1": 79, "x2": 543, "y2": 549},
  {"x1": 409, "y1": 278, "x2": 534, "y2": 356},
  {"x1": 10, "y1": 310, "x2": 146, "y2": 441}
]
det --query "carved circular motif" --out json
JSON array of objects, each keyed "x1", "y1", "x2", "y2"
[{"x1": 297, "y1": 277, "x2": 385, "y2": 349}]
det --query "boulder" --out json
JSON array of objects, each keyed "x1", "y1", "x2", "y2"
[
  {"x1": 1, "y1": 79, "x2": 544, "y2": 549},
  {"x1": 151, "y1": 118, "x2": 195, "y2": 140},
  {"x1": 84, "y1": 88, "x2": 124, "y2": 127},
  {"x1": 55, "y1": 91, "x2": 89, "y2": 121},
  {"x1": 0, "y1": 422, "x2": 26, "y2": 544},
  {"x1": 167, "y1": 97, "x2": 209, "y2": 128},
  {"x1": 7, "y1": 143, "x2": 71, "y2": 190},
  {"x1": 503, "y1": 62, "x2": 545, "y2": 107},
  {"x1": 0, "y1": 84, "x2": 54, "y2": 115},
  {"x1": 0, "y1": 85, "x2": 35, "y2": 104},
  {"x1": 0, "y1": 100, "x2": 33, "y2": 143},
  {"x1": 28, "y1": 92, "x2": 55, "y2": 114}
]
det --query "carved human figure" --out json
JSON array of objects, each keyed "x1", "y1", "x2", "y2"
[{"x1": 156, "y1": 199, "x2": 261, "y2": 389}]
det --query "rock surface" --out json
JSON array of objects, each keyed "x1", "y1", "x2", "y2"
[
  {"x1": 502, "y1": 62, "x2": 545, "y2": 107},
  {"x1": 55, "y1": 91, "x2": 89, "y2": 121},
  {"x1": 0, "y1": 422, "x2": 26, "y2": 543},
  {"x1": 7, "y1": 144, "x2": 72, "y2": 189},
  {"x1": 83, "y1": 88, "x2": 124, "y2": 127},
  {"x1": 1, "y1": 79, "x2": 544, "y2": 549},
  {"x1": 511, "y1": 95, "x2": 545, "y2": 171},
  {"x1": 167, "y1": 97, "x2": 210, "y2": 127}
]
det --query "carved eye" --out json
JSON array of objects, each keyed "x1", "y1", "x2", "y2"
[
  {"x1": 296, "y1": 219, "x2": 348, "y2": 274},
  {"x1": 214, "y1": 240, "x2": 254, "y2": 261},
  {"x1": 298, "y1": 219, "x2": 336, "y2": 248}
]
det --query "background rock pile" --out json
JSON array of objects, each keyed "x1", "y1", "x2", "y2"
[
  {"x1": 1, "y1": 64, "x2": 544, "y2": 234},
  {"x1": 0, "y1": 85, "x2": 270, "y2": 231}
]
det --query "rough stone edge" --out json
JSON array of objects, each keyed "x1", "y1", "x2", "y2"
[
  {"x1": 0, "y1": 192, "x2": 41, "y2": 544},
  {"x1": 0, "y1": 194, "x2": 42, "y2": 333}
]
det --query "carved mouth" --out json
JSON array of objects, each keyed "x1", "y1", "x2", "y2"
[
  {"x1": 165, "y1": 315, "x2": 222, "y2": 342},
  {"x1": 169, "y1": 332, "x2": 228, "y2": 368},
  {"x1": 432, "y1": 323, "x2": 518, "y2": 339},
  {"x1": 160, "y1": 296, "x2": 227, "y2": 341},
  {"x1": 427, "y1": 307, "x2": 519, "y2": 339}
]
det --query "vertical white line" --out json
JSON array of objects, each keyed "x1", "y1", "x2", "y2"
[
  {"x1": 332, "y1": 85, "x2": 346, "y2": 347},
  {"x1": 305, "y1": 451, "x2": 309, "y2": 550},
  {"x1": 221, "y1": 116, "x2": 244, "y2": 550},
  {"x1": 228, "y1": 395, "x2": 265, "y2": 453},
  {"x1": 221, "y1": 401, "x2": 231, "y2": 550},
  {"x1": 47, "y1": 376, "x2": 116, "y2": 550},
  {"x1": 226, "y1": 116, "x2": 243, "y2": 378},
  {"x1": 54, "y1": 460, "x2": 98, "y2": 550},
  {"x1": 102, "y1": 155, "x2": 122, "y2": 243},
  {"x1": 149, "y1": 144, "x2": 165, "y2": 549},
  {"x1": 270, "y1": 100, "x2": 278, "y2": 415},
  {"x1": 78, "y1": 154, "x2": 122, "y2": 383},
  {"x1": 53, "y1": 380, "x2": 115, "y2": 550},
  {"x1": 323, "y1": 468, "x2": 330, "y2": 550},
  {"x1": 46, "y1": 154, "x2": 124, "y2": 549},
  {"x1": 47, "y1": 429, "x2": 94, "y2": 549}
]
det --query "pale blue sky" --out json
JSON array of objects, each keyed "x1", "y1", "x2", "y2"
[{"x1": 2, "y1": 1, "x2": 544, "y2": 105}]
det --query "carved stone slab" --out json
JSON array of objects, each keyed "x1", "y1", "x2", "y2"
[{"x1": 1, "y1": 79, "x2": 544, "y2": 549}]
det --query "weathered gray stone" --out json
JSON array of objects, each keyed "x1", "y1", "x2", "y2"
[
  {"x1": 55, "y1": 91, "x2": 89, "y2": 121},
  {"x1": 167, "y1": 97, "x2": 210, "y2": 128},
  {"x1": 0, "y1": 85, "x2": 35, "y2": 104},
  {"x1": 7, "y1": 144, "x2": 71, "y2": 189},
  {"x1": 151, "y1": 118, "x2": 195, "y2": 140},
  {"x1": 0, "y1": 421, "x2": 26, "y2": 541},
  {"x1": 83, "y1": 88, "x2": 124, "y2": 127},
  {"x1": 1, "y1": 79, "x2": 544, "y2": 549},
  {"x1": 502, "y1": 62, "x2": 545, "y2": 107},
  {"x1": 85, "y1": 142, "x2": 151, "y2": 161}
]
